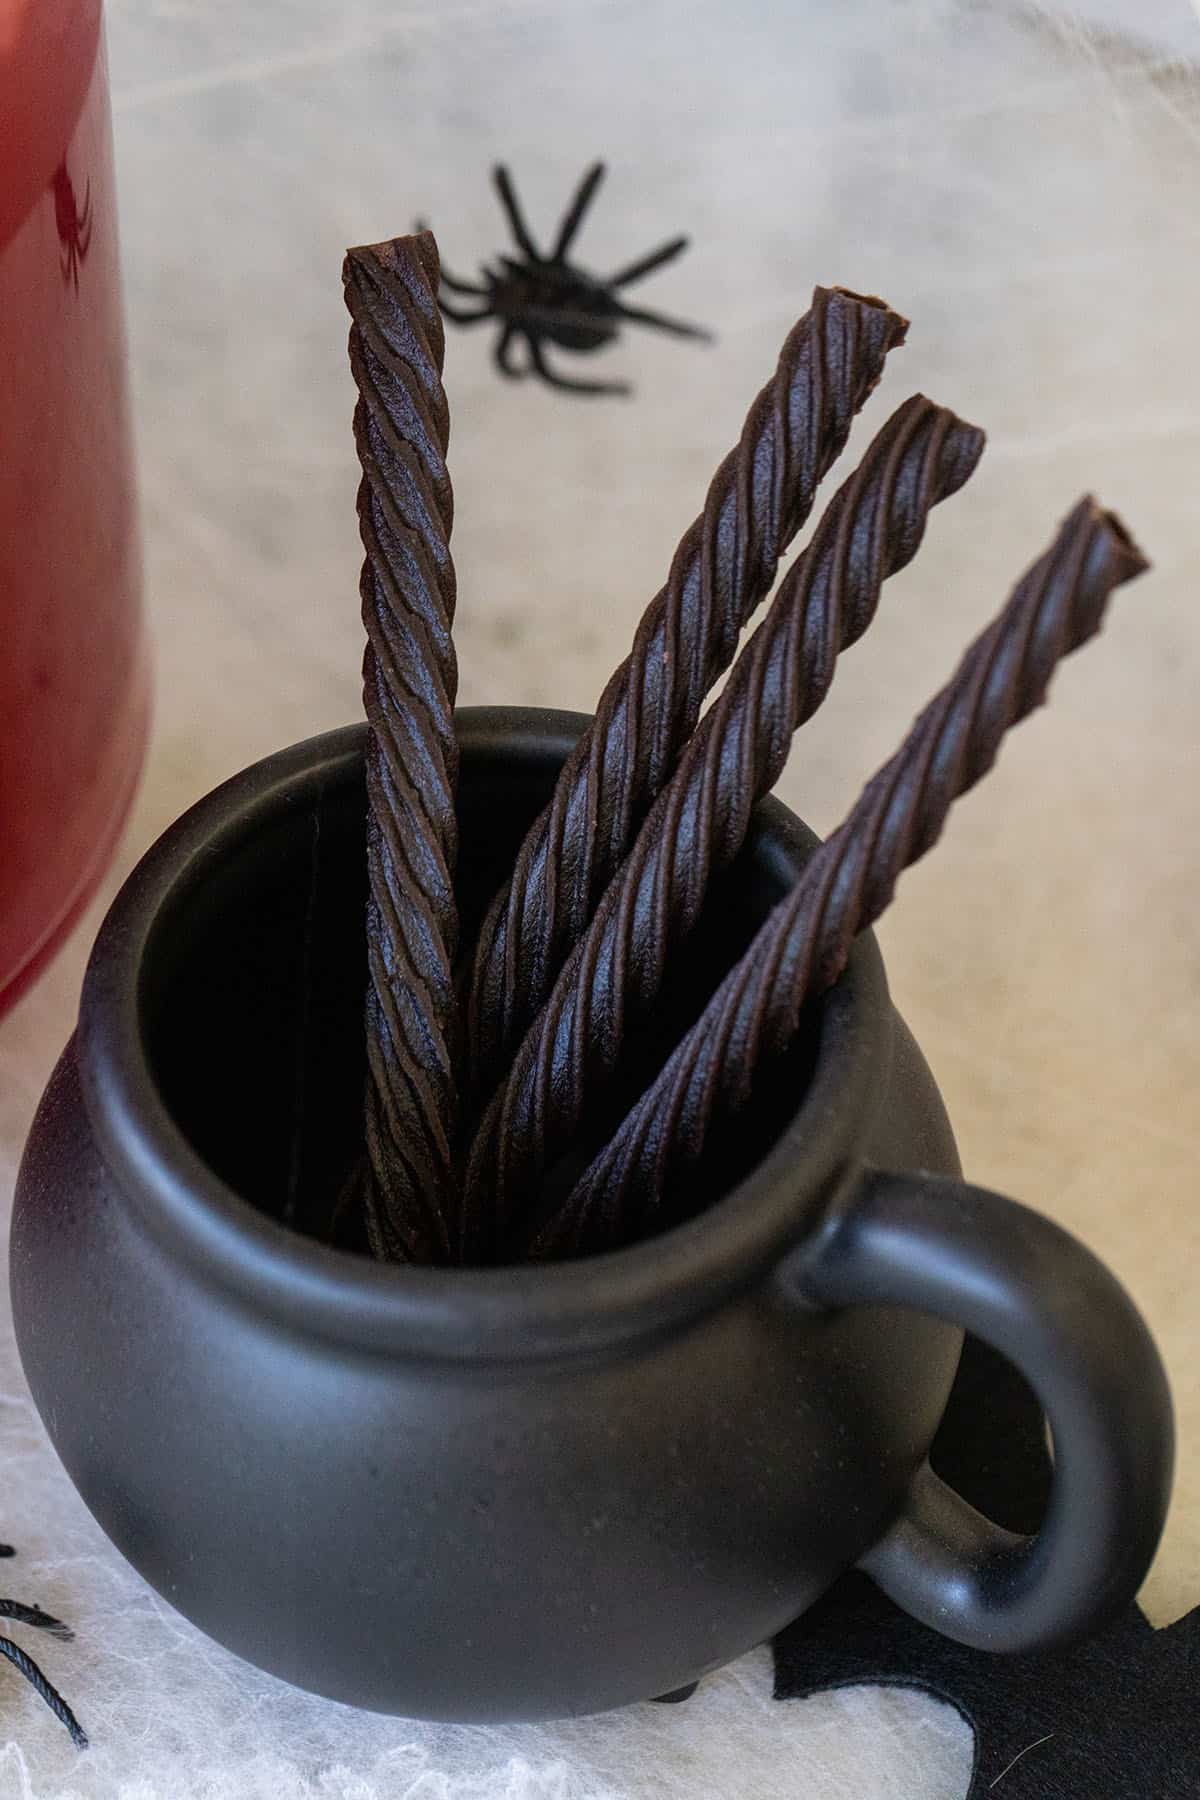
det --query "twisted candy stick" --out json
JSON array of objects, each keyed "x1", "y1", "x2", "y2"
[
  {"x1": 464, "y1": 287, "x2": 910, "y2": 1099},
  {"x1": 344, "y1": 231, "x2": 461, "y2": 1260},
  {"x1": 464, "y1": 396, "x2": 984, "y2": 1255},
  {"x1": 533, "y1": 500, "x2": 1147, "y2": 1258}
]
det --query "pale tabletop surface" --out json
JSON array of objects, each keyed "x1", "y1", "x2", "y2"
[{"x1": 1, "y1": 3, "x2": 1198, "y2": 1795}]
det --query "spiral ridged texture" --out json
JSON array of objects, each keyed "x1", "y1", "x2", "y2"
[
  {"x1": 534, "y1": 499, "x2": 1148, "y2": 1258},
  {"x1": 464, "y1": 287, "x2": 910, "y2": 1103},
  {"x1": 344, "y1": 231, "x2": 460, "y2": 1262},
  {"x1": 464, "y1": 395, "x2": 984, "y2": 1256}
]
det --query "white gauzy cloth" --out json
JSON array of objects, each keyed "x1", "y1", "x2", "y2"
[{"x1": 2, "y1": 2, "x2": 1198, "y2": 1794}]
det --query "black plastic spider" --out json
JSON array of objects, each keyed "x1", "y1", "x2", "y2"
[
  {"x1": 431, "y1": 163, "x2": 712, "y2": 396},
  {"x1": 52, "y1": 160, "x2": 92, "y2": 294}
]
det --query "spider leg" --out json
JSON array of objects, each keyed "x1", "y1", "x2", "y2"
[
  {"x1": 438, "y1": 298, "x2": 493, "y2": 323},
  {"x1": 492, "y1": 165, "x2": 543, "y2": 262},
  {"x1": 614, "y1": 300, "x2": 713, "y2": 342},
  {"x1": 0, "y1": 1599, "x2": 73, "y2": 1642},
  {"x1": 526, "y1": 335, "x2": 630, "y2": 398},
  {"x1": 0, "y1": 1633, "x2": 88, "y2": 1748},
  {"x1": 494, "y1": 326, "x2": 527, "y2": 380},
  {"x1": 609, "y1": 235, "x2": 690, "y2": 288},
  {"x1": 550, "y1": 162, "x2": 606, "y2": 260},
  {"x1": 438, "y1": 267, "x2": 488, "y2": 297}
]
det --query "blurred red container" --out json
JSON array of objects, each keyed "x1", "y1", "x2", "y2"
[{"x1": 0, "y1": 0, "x2": 147, "y2": 1016}]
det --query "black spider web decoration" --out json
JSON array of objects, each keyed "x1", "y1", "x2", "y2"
[
  {"x1": 772, "y1": 1337, "x2": 1198, "y2": 1798},
  {"x1": 430, "y1": 162, "x2": 712, "y2": 396}
]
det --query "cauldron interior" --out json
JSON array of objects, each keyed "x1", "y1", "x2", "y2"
[{"x1": 140, "y1": 736, "x2": 817, "y2": 1256}]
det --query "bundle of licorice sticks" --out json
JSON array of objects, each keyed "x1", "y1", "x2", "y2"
[{"x1": 341, "y1": 229, "x2": 1146, "y2": 1268}]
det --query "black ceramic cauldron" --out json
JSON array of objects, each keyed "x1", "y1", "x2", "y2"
[{"x1": 10, "y1": 709, "x2": 1173, "y2": 1721}]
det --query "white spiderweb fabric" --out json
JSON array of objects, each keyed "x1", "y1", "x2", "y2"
[{"x1": 2, "y1": 2, "x2": 1198, "y2": 1794}]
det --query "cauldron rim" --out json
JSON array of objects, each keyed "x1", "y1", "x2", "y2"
[{"x1": 76, "y1": 706, "x2": 891, "y2": 1362}]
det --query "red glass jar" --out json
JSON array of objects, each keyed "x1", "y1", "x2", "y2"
[{"x1": 0, "y1": 0, "x2": 147, "y2": 1015}]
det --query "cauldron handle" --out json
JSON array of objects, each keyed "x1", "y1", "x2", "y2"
[{"x1": 793, "y1": 1167, "x2": 1173, "y2": 1653}]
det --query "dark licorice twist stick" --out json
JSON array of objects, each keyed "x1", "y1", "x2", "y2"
[
  {"x1": 464, "y1": 286, "x2": 910, "y2": 1107},
  {"x1": 464, "y1": 395, "x2": 984, "y2": 1255},
  {"x1": 344, "y1": 231, "x2": 461, "y2": 1262},
  {"x1": 532, "y1": 499, "x2": 1147, "y2": 1258},
  {"x1": 0, "y1": 1550, "x2": 87, "y2": 1748}
]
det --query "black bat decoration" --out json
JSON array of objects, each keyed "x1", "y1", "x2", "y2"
[{"x1": 772, "y1": 1336, "x2": 1198, "y2": 1797}]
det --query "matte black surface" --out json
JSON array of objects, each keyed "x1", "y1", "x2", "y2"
[{"x1": 9, "y1": 710, "x2": 1172, "y2": 1720}]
